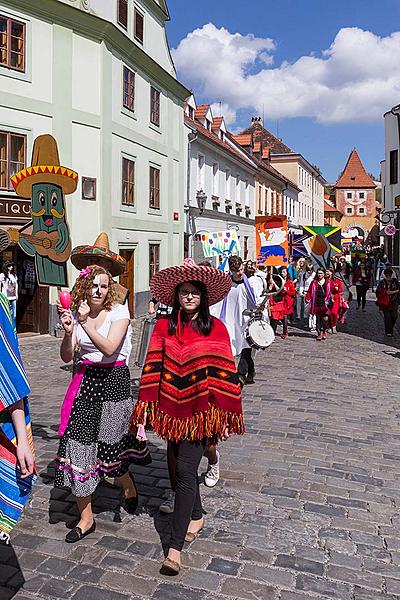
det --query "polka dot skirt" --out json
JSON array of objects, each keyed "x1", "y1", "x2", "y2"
[{"x1": 54, "y1": 365, "x2": 151, "y2": 497}]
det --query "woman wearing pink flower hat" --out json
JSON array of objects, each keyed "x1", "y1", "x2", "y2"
[{"x1": 55, "y1": 252, "x2": 150, "y2": 543}]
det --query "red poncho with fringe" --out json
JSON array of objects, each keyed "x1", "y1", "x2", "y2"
[{"x1": 130, "y1": 316, "x2": 244, "y2": 442}]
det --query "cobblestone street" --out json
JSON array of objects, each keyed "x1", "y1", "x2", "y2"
[{"x1": 3, "y1": 293, "x2": 400, "y2": 600}]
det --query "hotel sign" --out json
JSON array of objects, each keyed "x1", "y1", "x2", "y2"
[{"x1": 0, "y1": 197, "x2": 31, "y2": 222}]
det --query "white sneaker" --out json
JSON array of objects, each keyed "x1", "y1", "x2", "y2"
[
  {"x1": 159, "y1": 490, "x2": 175, "y2": 514},
  {"x1": 204, "y1": 451, "x2": 220, "y2": 488}
]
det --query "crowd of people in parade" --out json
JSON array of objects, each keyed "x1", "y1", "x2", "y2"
[{"x1": 2, "y1": 238, "x2": 400, "y2": 579}]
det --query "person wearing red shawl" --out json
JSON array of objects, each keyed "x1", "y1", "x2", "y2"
[
  {"x1": 306, "y1": 267, "x2": 330, "y2": 341},
  {"x1": 268, "y1": 266, "x2": 296, "y2": 339},
  {"x1": 325, "y1": 266, "x2": 344, "y2": 333},
  {"x1": 130, "y1": 258, "x2": 244, "y2": 576}
]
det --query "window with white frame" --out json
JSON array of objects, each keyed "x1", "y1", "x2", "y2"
[
  {"x1": 212, "y1": 162, "x2": 219, "y2": 197},
  {"x1": 358, "y1": 207, "x2": 365, "y2": 215},
  {"x1": 359, "y1": 192, "x2": 365, "y2": 199},
  {"x1": 346, "y1": 206, "x2": 353, "y2": 215},
  {"x1": 347, "y1": 192, "x2": 352, "y2": 199},
  {"x1": 197, "y1": 153, "x2": 205, "y2": 190},
  {"x1": 235, "y1": 174, "x2": 240, "y2": 202}
]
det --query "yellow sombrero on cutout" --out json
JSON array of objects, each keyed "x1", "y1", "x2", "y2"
[{"x1": 11, "y1": 134, "x2": 78, "y2": 198}]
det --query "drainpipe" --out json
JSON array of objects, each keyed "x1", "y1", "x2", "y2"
[{"x1": 186, "y1": 129, "x2": 198, "y2": 258}]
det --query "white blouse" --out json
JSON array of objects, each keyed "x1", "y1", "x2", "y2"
[{"x1": 75, "y1": 303, "x2": 132, "y2": 364}]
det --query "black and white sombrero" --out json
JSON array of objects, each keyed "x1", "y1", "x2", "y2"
[{"x1": 150, "y1": 258, "x2": 232, "y2": 306}]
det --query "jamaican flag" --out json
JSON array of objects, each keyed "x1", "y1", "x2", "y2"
[{"x1": 303, "y1": 225, "x2": 342, "y2": 253}]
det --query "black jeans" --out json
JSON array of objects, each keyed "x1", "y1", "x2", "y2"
[
  {"x1": 384, "y1": 309, "x2": 398, "y2": 335},
  {"x1": 270, "y1": 315, "x2": 288, "y2": 335},
  {"x1": 356, "y1": 285, "x2": 368, "y2": 308},
  {"x1": 168, "y1": 439, "x2": 206, "y2": 552},
  {"x1": 237, "y1": 347, "x2": 255, "y2": 377}
]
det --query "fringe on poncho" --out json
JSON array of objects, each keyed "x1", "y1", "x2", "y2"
[{"x1": 130, "y1": 317, "x2": 244, "y2": 442}]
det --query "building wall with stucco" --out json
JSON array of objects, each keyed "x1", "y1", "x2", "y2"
[{"x1": 0, "y1": 0, "x2": 188, "y2": 330}]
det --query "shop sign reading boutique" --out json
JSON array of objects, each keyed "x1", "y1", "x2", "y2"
[{"x1": 0, "y1": 195, "x2": 49, "y2": 334}]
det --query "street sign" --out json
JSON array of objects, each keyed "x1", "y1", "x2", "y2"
[{"x1": 385, "y1": 224, "x2": 396, "y2": 236}]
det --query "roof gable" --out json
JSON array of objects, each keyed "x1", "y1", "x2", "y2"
[
  {"x1": 240, "y1": 120, "x2": 293, "y2": 154},
  {"x1": 335, "y1": 149, "x2": 376, "y2": 189}
]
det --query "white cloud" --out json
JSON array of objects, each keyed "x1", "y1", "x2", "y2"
[
  {"x1": 172, "y1": 24, "x2": 400, "y2": 124},
  {"x1": 210, "y1": 102, "x2": 236, "y2": 126}
]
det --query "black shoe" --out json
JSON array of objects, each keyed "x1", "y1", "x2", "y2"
[
  {"x1": 122, "y1": 472, "x2": 139, "y2": 514},
  {"x1": 65, "y1": 520, "x2": 96, "y2": 543},
  {"x1": 246, "y1": 372, "x2": 255, "y2": 384}
]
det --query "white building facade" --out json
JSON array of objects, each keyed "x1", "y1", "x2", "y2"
[
  {"x1": 184, "y1": 99, "x2": 257, "y2": 265},
  {"x1": 382, "y1": 104, "x2": 400, "y2": 264},
  {"x1": 0, "y1": 0, "x2": 188, "y2": 332}
]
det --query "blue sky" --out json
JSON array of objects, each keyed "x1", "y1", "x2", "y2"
[{"x1": 166, "y1": 0, "x2": 400, "y2": 183}]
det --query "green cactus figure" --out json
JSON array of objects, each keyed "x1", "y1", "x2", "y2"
[{"x1": 10, "y1": 135, "x2": 78, "y2": 287}]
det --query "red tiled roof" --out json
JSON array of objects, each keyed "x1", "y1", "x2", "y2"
[
  {"x1": 231, "y1": 132, "x2": 299, "y2": 189},
  {"x1": 324, "y1": 201, "x2": 344, "y2": 215},
  {"x1": 253, "y1": 141, "x2": 261, "y2": 153},
  {"x1": 185, "y1": 115, "x2": 255, "y2": 171},
  {"x1": 240, "y1": 121, "x2": 293, "y2": 154},
  {"x1": 211, "y1": 117, "x2": 223, "y2": 131},
  {"x1": 335, "y1": 149, "x2": 376, "y2": 189},
  {"x1": 232, "y1": 134, "x2": 252, "y2": 146},
  {"x1": 194, "y1": 104, "x2": 209, "y2": 121}
]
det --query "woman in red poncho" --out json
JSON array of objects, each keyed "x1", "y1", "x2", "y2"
[
  {"x1": 268, "y1": 266, "x2": 296, "y2": 339},
  {"x1": 130, "y1": 259, "x2": 243, "y2": 576},
  {"x1": 325, "y1": 266, "x2": 343, "y2": 333}
]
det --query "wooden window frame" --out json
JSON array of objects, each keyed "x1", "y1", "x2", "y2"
[
  {"x1": 123, "y1": 65, "x2": 135, "y2": 112},
  {"x1": 81, "y1": 177, "x2": 96, "y2": 201},
  {"x1": 149, "y1": 165, "x2": 160, "y2": 209},
  {"x1": 121, "y1": 156, "x2": 135, "y2": 206},
  {"x1": 0, "y1": 15, "x2": 25, "y2": 72},
  {"x1": 150, "y1": 86, "x2": 160, "y2": 127},
  {"x1": 134, "y1": 8, "x2": 144, "y2": 44},
  {"x1": 0, "y1": 130, "x2": 26, "y2": 190},
  {"x1": 149, "y1": 243, "x2": 160, "y2": 283},
  {"x1": 117, "y1": 0, "x2": 128, "y2": 29}
]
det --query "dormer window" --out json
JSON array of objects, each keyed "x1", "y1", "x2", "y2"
[
  {"x1": 206, "y1": 120, "x2": 211, "y2": 131},
  {"x1": 118, "y1": 0, "x2": 128, "y2": 29},
  {"x1": 188, "y1": 106, "x2": 194, "y2": 119},
  {"x1": 220, "y1": 131, "x2": 225, "y2": 142},
  {"x1": 134, "y1": 8, "x2": 144, "y2": 44}
]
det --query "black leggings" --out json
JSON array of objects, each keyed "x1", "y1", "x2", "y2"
[
  {"x1": 356, "y1": 285, "x2": 368, "y2": 308},
  {"x1": 238, "y1": 347, "x2": 255, "y2": 377},
  {"x1": 270, "y1": 315, "x2": 288, "y2": 335},
  {"x1": 167, "y1": 439, "x2": 206, "y2": 552}
]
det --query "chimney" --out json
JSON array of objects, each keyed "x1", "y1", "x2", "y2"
[{"x1": 251, "y1": 116, "x2": 263, "y2": 127}]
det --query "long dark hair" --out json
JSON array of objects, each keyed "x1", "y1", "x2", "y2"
[
  {"x1": 2, "y1": 261, "x2": 14, "y2": 280},
  {"x1": 168, "y1": 280, "x2": 213, "y2": 337}
]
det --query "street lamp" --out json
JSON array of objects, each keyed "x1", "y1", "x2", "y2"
[{"x1": 196, "y1": 190, "x2": 207, "y2": 214}]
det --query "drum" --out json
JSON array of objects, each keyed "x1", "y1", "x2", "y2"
[{"x1": 245, "y1": 316, "x2": 275, "y2": 350}]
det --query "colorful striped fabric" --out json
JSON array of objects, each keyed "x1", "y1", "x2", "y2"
[
  {"x1": 130, "y1": 316, "x2": 244, "y2": 442},
  {"x1": 0, "y1": 292, "x2": 36, "y2": 538}
]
